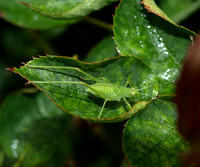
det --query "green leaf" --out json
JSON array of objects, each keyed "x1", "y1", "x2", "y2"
[
  {"x1": 13, "y1": 55, "x2": 158, "y2": 122},
  {"x1": 123, "y1": 96, "x2": 189, "y2": 167},
  {"x1": 0, "y1": 92, "x2": 72, "y2": 167},
  {"x1": 156, "y1": 0, "x2": 200, "y2": 23},
  {"x1": 20, "y1": 0, "x2": 118, "y2": 19},
  {"x1": 84, "y1": 36, "x2": 118, "y2": 63},
  {"x1": 113, "y1": 0, "x2": 196, "y2": 95},
  {"x1": 0, "y1": 0, "x2": 76, "y2": 29}
]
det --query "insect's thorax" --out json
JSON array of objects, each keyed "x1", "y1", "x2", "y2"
[{"x1": 87, "y1": 83, "x2": 134, "y2": 101}]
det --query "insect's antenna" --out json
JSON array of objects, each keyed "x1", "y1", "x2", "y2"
[
  {"x1": 152, "y1": 97, "x2": 174, "y2": 109},
  {"x1": 135, "y1": 83, "x2": 161, "y2": 92},
  {"x1": 27, "y1": 80, "x2": 107, "y2": 100},
  {"x1": 135, "y1": 91, "x2": 157, "y2": 99},
  {"x1": 25, "y1": 65, "x2": 99, "y2": 82}
]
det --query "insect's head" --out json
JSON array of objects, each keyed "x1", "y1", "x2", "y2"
[{"x1": 131, "y1": 87, "x2": 135, "y2": 96}]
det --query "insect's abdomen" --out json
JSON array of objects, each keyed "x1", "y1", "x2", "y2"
[{"x1": 87, "y1": 83, "x2": 133, "y2": 101}]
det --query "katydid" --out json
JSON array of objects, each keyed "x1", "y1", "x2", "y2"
[{"x1": 25, "y1": 65, "x2": 146, "y2": 119}]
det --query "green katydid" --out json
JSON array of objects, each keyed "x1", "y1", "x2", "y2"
[{"x1": 25, "y1": 65, "x2": 154, "y2": 119}]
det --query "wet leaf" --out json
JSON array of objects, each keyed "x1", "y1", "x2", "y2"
[
  {"x1": 123, "y1": 96, "x2": 189, "y2": 167},
  {"x1": 0, "y1": 92, "x2": 72, "y2": 167},
  {"x1": 20, "y1": 0, "x2": 118, "y2": 19},
  {"x1": 113, "y1": 0, "x2": 196, "y2": 95},
  {"x1": 0, "y1": 0, "x2": 76, "y2": 29},
  {"x1": 13, "y1": 55, "x2": 158, "y2": 122}
]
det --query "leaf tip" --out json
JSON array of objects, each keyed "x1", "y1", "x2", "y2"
[{"x1": 6, "y1": 67, "x2": 15, "y2": 72}]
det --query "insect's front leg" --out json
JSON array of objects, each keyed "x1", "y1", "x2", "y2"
[
  {"x1": 123, "y1": 97, "x2": 132, "y2": 110},
  {"x1": 125, "y1": 80, "x2": 132, "y2": 88}
]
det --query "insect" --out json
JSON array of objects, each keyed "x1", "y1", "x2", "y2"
[{"x1": 25, "y1": 65, "x2": 153, "y2": 119}]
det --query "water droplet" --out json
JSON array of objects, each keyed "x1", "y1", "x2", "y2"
[
  {"x1": 124, "y1": 30, "x2": 128, "y2": 37},
  {"x1": 158, "y1": 42, "x2": 164, "y2": 48},
  {"x1": 160, "y1": 69, "x2": 171, "y2": 80},
  {"x1": 11, "y1": 139, "x2": 19, "y2": 158},
  {"x1": 139, "y1": 41, "x2": 144, "y2": 47},
  {"x1": 33, "y1": 15, "x2": 38, "y2": 21},
  {"x1": 116, "y1": 47, "x2": 121, "y2": 54},
  {"x1": 136, "y1": 27, "x2": 140, "y2": 35}
]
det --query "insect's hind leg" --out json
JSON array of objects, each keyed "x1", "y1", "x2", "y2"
[
  {"x1": 28, "y1": 80, "x2": 109, "y2": 119},
  {"x1": 98, "y1": 99, "x2": 108, "y2": 119},
  {"x1": 25, "y1": 65, "x2": 99, "y2": 82}
]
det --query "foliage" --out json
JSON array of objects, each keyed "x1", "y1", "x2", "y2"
[{"x1": 0, "y1": 0, "x2": 200, "y2": 166}]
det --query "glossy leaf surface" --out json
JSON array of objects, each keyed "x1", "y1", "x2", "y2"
[
  {"x1": 0, "y1": 92, "x2": 72, "y2": 167},
  {"x1": 21, "y1": 0, "x2": 118, "y2": 19},
  {"x1": 114, "y1": 0, "x2": 196, "y2": 95},
  {"x1": 13, "y1": 55, "x2": 158, "y2": 122},
  {"x1": 123, "y1": 96, "x2": 189, "y2": 167},
  {"x1": 0, "y1": 0, "x2": 76, "y2": 29}
]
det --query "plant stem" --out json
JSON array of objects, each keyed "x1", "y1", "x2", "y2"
[{"x1": 84, "y1": 16, "x2": 113, "y2": 32}]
